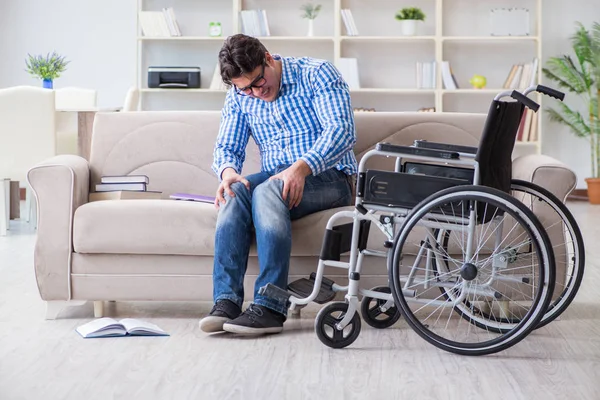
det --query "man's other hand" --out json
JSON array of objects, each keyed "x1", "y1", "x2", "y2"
[
  {"x1": 215, "y1": 168, "x2": 250, "y2": 209},
  {"x1": 269, "y1": 160, "x2": 312, "y2": 209}
]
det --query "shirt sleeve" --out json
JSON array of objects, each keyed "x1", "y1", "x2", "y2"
[
  {"x1": 212, "y1": 90, "x2": 251, "y2": 180},
  {"x1": 300, "y1": 61, "x2": 356, "y2": 176}
]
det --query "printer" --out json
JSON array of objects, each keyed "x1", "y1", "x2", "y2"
[{"x1": 148, "y1": 66, "x2": 201, "y2": 89}]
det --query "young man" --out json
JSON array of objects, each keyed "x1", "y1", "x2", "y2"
[{"x1": 199, "y1": 34, "x2": 357, "y2": 335}]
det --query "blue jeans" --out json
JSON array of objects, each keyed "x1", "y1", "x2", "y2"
[{"x1": 213, "y1": 165, "x2": 353, "y2": 316}]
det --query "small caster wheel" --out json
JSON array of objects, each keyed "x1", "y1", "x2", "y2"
[
  {"x1": 360, "y1": 286, "x2": 401, "y2": 329},
  {"x1": 315, "y1": 301, "x2": 361, "y2": 349}
]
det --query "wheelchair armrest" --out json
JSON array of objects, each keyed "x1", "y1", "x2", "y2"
[
  {"x1": 413, "y1": 140, "x2": 478, "y2": 155},
  {"x1": 376, "y1": 142, "x2": 460, "y2": 160}
]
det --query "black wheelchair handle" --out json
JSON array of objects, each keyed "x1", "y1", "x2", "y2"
[
  {"x1": 535, "y1": 85, "x2": 565, "y2": 101},
  {"x1": 511, "y1": 90, "x2": 540, "y2": 112}
]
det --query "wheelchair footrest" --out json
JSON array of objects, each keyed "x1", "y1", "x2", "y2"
[{"x1": 287, "y1": 272, "x2": 337, "y2": 304}]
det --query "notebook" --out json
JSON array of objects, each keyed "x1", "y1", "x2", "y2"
[{"x1": 169, "y1": 193, "x2": 216, "y2": 203}]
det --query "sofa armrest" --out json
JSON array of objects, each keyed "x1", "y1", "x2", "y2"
[
  {"x1": 27, "y1": 155, "x2": 90, "y2": 301},
  {"x1": 512, "y1": 154, "x2": 577, "y2": 203}
]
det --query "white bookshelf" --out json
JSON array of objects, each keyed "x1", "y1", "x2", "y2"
[{"x1": 136, "y1": 0, "x2": 543, "y2": 152}]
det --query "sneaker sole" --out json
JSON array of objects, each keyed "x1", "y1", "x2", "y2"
[
  {"x1": 199, "y1": 316, "x2": 228, "y2": 333},
  {"x1": 222, "y1": 323, "x2": 283, "y2": 335}
]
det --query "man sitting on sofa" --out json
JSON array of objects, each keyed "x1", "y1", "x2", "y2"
[{"x1": 199, "y1": 34, "x2": 357, "y2": 335}]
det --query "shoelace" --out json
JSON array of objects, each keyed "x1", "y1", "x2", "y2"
[
  {"x1": 245, "y1": 304, "x2": 263, "y2": 321},
  {"x1": 212, "y1": 301, "x2": 232, "y2": 315}
]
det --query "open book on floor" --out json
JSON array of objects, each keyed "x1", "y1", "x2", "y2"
[{"x1": 76, "y1": 317, "x2": 169, "y2": 338}]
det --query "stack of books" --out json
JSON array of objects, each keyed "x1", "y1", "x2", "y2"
[
  {"x1": 90, "y1": 175, "x2": 162, "y2": 201},
  {"x1": 138, "y1": 8, "x2": 181, "y2": 37}
]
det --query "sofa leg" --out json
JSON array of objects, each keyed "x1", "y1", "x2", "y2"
[
  {"x1": 45, "y1": 300, "x2": 87, "y2": 320},
  {"x1": 94, "y1": 301, "x2": 104, "y2": 318}
]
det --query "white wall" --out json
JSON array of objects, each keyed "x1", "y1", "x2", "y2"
[
  {"x1": 0, "y1": 0, "x2": 597, "y2": 187},
  {"x1": 0, "y1": 0, "x2": 137, "y2": 108}
]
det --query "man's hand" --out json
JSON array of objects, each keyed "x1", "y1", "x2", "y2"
[
  {"x1": 269, "y1": 160, "x2": 312, "y2": 209},
  {"x1": 215, "y1": 168, "x2": 250, "y2": 209}
]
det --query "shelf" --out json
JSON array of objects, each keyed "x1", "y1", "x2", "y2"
[
  {"x1": 138, "y1": 36, "x2": 336, "y2": 42},
  {"x1": 141, "y1": 88, "x2": 227, "y2": 93},
  {"x1": 254, "y1": 36, "x2": 334, "y2": 41},
  {"x1": 135, "y1": 0, "x2": 543, "y2": 154},
  {"x1": 351, "y1": 88, "x2": 435, "y2": 94},
  {"x1": 442, "y1": 89, "x2": 507, "y2": 94},
  {"x1": 516, "y1": 141, "x2": 539, "y2": 146},
  {"x1": 138, "y1": 36, "x2": 226, "y2": 41},
  {"x1": 341, "y1": 36, "x2": 436, "y2": 42},
  {"x1": 443, "y1": 36, "x2": 539, "y2": 42}
]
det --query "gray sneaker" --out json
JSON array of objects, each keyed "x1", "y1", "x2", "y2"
[{"x1": 199, "y1": 299, "x2": 242, "y2": 333}]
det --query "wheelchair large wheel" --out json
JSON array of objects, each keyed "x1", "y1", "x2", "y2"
[
  {"x1": 389, "y1": 185, "x2": 555, "y2": 356},
  {"x1": 510, "y1": 180, "x2": 585, "y2": 328}
]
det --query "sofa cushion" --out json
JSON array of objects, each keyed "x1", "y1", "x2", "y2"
[{"x1": 73, "y1": 200, "x2": 372, "y2": 256}]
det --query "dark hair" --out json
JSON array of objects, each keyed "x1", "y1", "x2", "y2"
[{"x1": 218, "y1": 34, "x2": 268, "y2": 86}]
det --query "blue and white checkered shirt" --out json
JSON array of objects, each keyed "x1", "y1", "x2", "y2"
[{"x1": 212, "y1": 55, "x2": 357, "y2": 179}]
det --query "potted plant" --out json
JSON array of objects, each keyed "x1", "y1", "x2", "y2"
[
  {"x1": 301, "y1": 3, "x2": 322, "y2": 37},
  {"x1": 395, "y1": 7, "x2": 426, "y2": 36},
  {"x1": 25, "y1": 51, "x2": 69, "y2": 89},
  {"x1": 542, "y1": 22, "x2": 600, "y2": 203}
]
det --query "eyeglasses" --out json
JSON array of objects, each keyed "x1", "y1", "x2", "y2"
[{"x1": 235, "y1": 64, "x2": 267, "y2": 96}]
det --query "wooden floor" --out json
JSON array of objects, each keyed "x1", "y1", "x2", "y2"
[{"x1": 1, "y1": 201, "x2": 600, "y2": 399}]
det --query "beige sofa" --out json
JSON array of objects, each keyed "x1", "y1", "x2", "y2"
[{"x1": 27, "y1": 111, "x2": 577, "y2": 319}]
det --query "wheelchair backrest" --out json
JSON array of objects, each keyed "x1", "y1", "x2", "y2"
[{"x1": 475, "y1": 101, "x2": 525, "y2": 194}]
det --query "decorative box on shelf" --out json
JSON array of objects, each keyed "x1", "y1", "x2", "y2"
[{"x1": 489, "y1": 8, "x2": 530, "y2": 36}]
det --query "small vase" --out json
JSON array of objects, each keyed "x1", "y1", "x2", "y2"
[
  {"x1": 42, "y1": 79, "x2": 53, "y2": 89},
  {"x1": 307, "y1": 19, "x2": 314, "y2": 37},
  {"x1": 400, "y1": 20, "x2": 417, "y2": 36}
]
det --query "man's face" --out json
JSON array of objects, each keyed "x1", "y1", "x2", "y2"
[{"x1": 231, "y1": 54, "x2": 279, "y2": 102}]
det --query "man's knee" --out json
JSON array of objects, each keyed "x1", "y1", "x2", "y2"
[
  {"x1": 253, "y1": 179, "x2": 284, "y2": 203},
  {"x1": 227, "y1": 181, "x2": 251, "y2": 199}
]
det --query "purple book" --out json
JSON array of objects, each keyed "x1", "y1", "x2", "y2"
[{"x1": 169, "y1": 193, "x2": 216, "y2": 203}]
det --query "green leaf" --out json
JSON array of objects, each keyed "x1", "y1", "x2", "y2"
[
  {"x1": 547, "y1": 103, "x2": 591, "y2": 138},
  {"x1": 543, "y1": 55, "x2": 590, "y2": 93}
]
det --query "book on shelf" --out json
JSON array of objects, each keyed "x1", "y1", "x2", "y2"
[
  {"x1": 76, "y1": 317, "x2": 169, "y2": 338},
  {"x1": 240, "y1": 9, "x2": 270, "y2": 37},
  {"x1": 440, "y1": 61, "x2": 458, "y2": 89},
  {"x1": 502, "y1": 58, "x2": 538, "y2": 90},
  {"x1": 101, "y1": 175, "x2": 149, "y2": 184},
  {"x1": 417, "y1": 61, "x2": 437, "y2": 89},
  {"x1": 341, "y1": 9, "x2": 359, "y2": 36},
  {"x1": 89, "y1": 191, "x2": 162, "y2": 202},
  {"x1": 516, "y1": 108, "x2": 538, "y2": 142},
  {"x1": 209, "y1": 62, "x2": 228, "y2": 91},
  {"x1": 335, "y1": 58, "x2": 360, "y2": 90},
  {"x1": 169, "y1": 193, "x2": 216, "y2": 203},
  {"x1": 139, "y1": 8, "x2": 181, "y2": 37},
  {"x1": 95, "y1": 182, "x2": 147, "y2": 192}
]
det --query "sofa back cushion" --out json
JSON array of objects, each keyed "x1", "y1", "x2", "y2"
[
  {"x1": 90, "y1": 110, "x2": 486, "y2": 197},
  {"x1": 89, "y1": 111, "x2": 262, "y2": 197}
]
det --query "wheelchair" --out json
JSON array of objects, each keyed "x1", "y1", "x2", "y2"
[{"x1": 260, "y1": 85, "x2": 584, "y2": 356}]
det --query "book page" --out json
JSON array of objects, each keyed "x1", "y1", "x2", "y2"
[
  {"x1": 76, "y1": 317, "x2": 125, "y2": 338},
  {"x1": 119, "y1": 318, "x2": 168, "y2": 336}
]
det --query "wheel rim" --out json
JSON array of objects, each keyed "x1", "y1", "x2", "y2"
[
  {"x1": 389, "y1": 187, "x2": 554, "y2": 354},
  {"x1": 510, "y1": 180, "x2": 584, "y2": 327}
]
